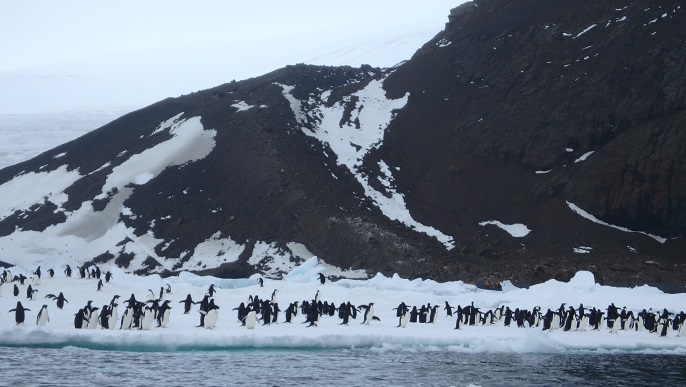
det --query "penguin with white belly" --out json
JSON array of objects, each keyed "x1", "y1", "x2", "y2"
[
  {"x1": 244, "y1": 306, "x2": 257, "y2": 329},
  {"x1": 36, "y1": 305, "x2": 49, "y2": 327},
  {"x1": 140, "y1": 307, "x2": 155, "y2": 330},
  {"x1": 203, "y1": 300, "x2": 220, "y2": 329},
  {"x1": 120, "y1": 306, "x2": 134, "y2": 330},
  {"x1": 87, "y1": 308, "x2": 100, "y2": 329},
  {"x1": 157, "y1": 300, "x2": 172, "y2": 328},
  {"x1": 108, "y1": 304, "x2": 119, "y2": 330},
  {"x1": 359, "y1": 303, "x2": 380, "y2": 325}
]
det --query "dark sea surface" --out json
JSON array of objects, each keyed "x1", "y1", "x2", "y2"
[{"x1": 1, "y1": 346, "x2": 685, "y2": 386}]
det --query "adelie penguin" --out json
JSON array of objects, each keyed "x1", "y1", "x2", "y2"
[
  {"x1": 203, "y1": 300, "x2": 220, "y2": 329},
  {"x1": 157, "y1": 300, "x2": 172, "y2": 328},
  {"x1": 74, "y1": 308, "x2": 89, "y2": 329},
  {"x1": 397, "y1": 303, "x2": 410, "y2": 328},
  {"x1": 318, "y1": 273, "x2": 326, "y2": 285},
  {"x1": 140, "y1": 306, "x2": 155, "y2": 330},
  {"x1": 9, "y1": 301, "x2": 31, "y2": 325},
  {"x1": 284, "y1": 302, "x2": 298, "y2": 323},
  {"x1": 107, "y1": 302, "x2": 119, "y2": 330},
  {"x1": 36, "y1": 305, "x2": 49, "y2": 327},
  {"x1": 32, "y1": 266, "x2": 41, "y2": 285},
  {"x1": 100, "y1": 305, "x2": 112, "y2": 329},
  {"x1": 13, "y1": 284, "x2": 19, "y2": 297},
  {"x1": 179, "y1": 294, "x2": 196, "y2": 314},
  {"x1": 244, "y1": 306, "x2": 257, "y2": 329},
  {"x1": 359, "y1": 303, "x2": 380, "y2": 325},
  {"x1": 26, "y1": 285, "x2": 38, "y2": 300},
  {"x1": 444, "y1": 301, "x2": 454, "y2": 317},
  {"x1": 121, "y1": 305, "x2": 136, "y2": 330},
  {"x1": 45, "y1": 292, "x2": 69, "y2": 309},
  {"x1": 304, "y1": 305, "x2": 319, "y2": 327},
  {"x1": 87, "y1": 307, "x2": 100, "y2": 329}
]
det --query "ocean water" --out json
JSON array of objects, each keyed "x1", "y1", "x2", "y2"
[{"x1": 1, "y1": 346, "x2": 684, "y2": 386}]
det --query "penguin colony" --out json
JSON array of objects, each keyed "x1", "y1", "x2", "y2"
[{"x1": 1, "y1": 267, "x2": 685, "y2": 339}]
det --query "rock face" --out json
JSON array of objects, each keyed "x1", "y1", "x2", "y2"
[{"x1": 0, "y1": 0, "x2": 684, "y2": 286}]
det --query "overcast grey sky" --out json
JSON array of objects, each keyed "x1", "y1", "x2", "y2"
[
  {"x1": 1, "y1": 1, "x2": 458, "y2": 71},
  {"x1": 0, "y1": 1, "x2": 466, "y2": 114}
]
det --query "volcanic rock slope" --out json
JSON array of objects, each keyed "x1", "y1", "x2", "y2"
[{"x1": 0, "y1": 0, "x2": 684, "y2": 285}]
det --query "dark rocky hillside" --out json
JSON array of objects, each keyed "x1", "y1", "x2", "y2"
[{"x1": 0, "y1": 0, "x2": 684, "y2": 287}]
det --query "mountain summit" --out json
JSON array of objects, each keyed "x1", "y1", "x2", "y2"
[{"x1": 1, "y1": 0, "x2": 684, "y2": 286}]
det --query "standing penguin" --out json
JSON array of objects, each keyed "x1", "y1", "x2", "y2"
[
  {"x1": 203, "y1": 300, "x2": 220, "y2": 329},
  {"x1": 97, "y1": 279, "x2": 104, "y2": 291},
  {"x1": 157, "y1": 300, "x2": 172, "y2": 328},
  {"x1": 285, "y1": 302, "x2": 298, "y2": 323},
  {"x1": 257, "y1": 278, "x2": 264, "y2": 287},
  {"x1": 318, "y1": 273, "x2": 326, "y2": 285},
  {"x1": 418, "y1": 305, "x2": 427, "y2": 323},
  {"x1": 359, "y1": 303, "x2": 380, "y2": 325},
  {"x1": 13, "y1": 284, "x2": 19, "y2": 297},
  {"x1": 399, "y1": 309, "x2": 410, "y2": 328},
  {"x1": 234, "y1": 302, "x2": 248, "y2": 325},
  {"x1": 244, "y1": 306, "x2": 257, "y2": 329},
  {"x1": 398, "y1": 303, "x2": 410, "y2": 328},
  {"x1": 197, "y1": 295, "x2": 210, "y2": 327},
  {"x1": 87, "y1": 307, "x2": 100, "y2": 329},
  {"x1": 454, "y1": 305, "x2": 464, "y2": 330},
  {"x1": 9, "y1": 301, "x2": 31, "y2": 325},
  {"x1": 179, "y1": 294, "x2": 196, "y2": 314},
  {"x1": 409, "y1": 306, "x2": 419, "y2": 323},
  {"x1": 32, "y1": 266, "x2": 41, "y2": 285},
  {"x1": 100, "y1": 305, "x2": 111, "y2": 329},
  {"x1": 305, "y1": 304, "x2": 319, "y2": 327},
  {"x1": 26, "y1": 285, "x2": 37, "y2": 300},
  {"x1": 207, "y1": 284, "x2": 216, "y2": 297},
  {"x1": 64, "y1": 265, "x2": 72, "y2": 277},
  {"x1": 36, "y1": 305, "x2": 49, "y2": 327},
  {"x1": 47, "y1": 268, "x2": 54, "y2": 278},
  {"x1": 444, "y1": 301, "x2": 454, "y2": 317},
  {"x1": 140, "y1": 307, "x2": 155, "y2": 330},
  {"x1": 108, "y1": 303, "x2": 119, "y2": 330},
  {"x1": 74, "y1": 308, "x2": 89, "y2": 329},
  {"x1": 45, "y1": 292, "x2": 69, "y2": 309},
  {"x1": 105, "y1": 271, "x2": 113, "y2": 283},
  {"x1": 428, "y1": 305, "x2": 439, "y2": 324}
]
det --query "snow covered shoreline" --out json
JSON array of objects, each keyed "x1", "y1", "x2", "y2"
[{"x1": 1, "y1": 258, "x2": 686, "y2": 354}]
